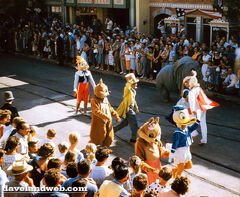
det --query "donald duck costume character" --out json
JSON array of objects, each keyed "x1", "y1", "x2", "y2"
[
  {"x1": 169, "y1": 105, "x2": 200, "y2": 178},
  {"x1": 73, "y1": 56, "x2": 96, "y2": 115}
]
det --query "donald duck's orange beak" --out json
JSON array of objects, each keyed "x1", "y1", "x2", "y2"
[{"x1": 181, "y1": 117, "x2": 197, "y2": 126}]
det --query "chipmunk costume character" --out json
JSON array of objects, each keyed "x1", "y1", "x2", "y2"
[
  {"x1": 135, "y1": 117, "x2": 170, "y2": 185},
  {"x1": 73, "y1": 56, "x2": 96, "y2": 115},
  {"x1": 188, "y1": 71, "x2": 219, "y2": 145},
  {"x1": 89, "y1": 79, "x2": 120, "y2": 147},
  {"x1": 169, "y1": 105, "x2": 200, "y2": 178}
]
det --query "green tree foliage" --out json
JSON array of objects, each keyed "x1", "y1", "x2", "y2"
[{"x1": 213, "y1": 0, "x2": 240, "y2": 22}]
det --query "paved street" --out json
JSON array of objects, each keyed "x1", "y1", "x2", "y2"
[{"x1": 0, "y1": 54, "x2": 240, "y2": 197}]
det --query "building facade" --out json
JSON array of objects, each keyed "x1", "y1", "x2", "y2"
[
  {"x1": 45, "y1": 0, "x2": 135, "y2": 29},
  {"x1": 135, "y1": 0, "x2": 224, "y2": 44},
  {"x1": 42, "y1": 0, "x2": 227, "y2": 45}
]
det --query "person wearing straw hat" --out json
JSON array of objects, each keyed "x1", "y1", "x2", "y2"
[
  {"x1": 1, "y1": 91, "x2": 19, "y2": 123},
  {"x1": 5, "y1": 160, "x2": 34, "y2": 197},
  {"x1": 114, "y1": 73, "x2": 140, "y2": 143},
  {"x1": 73, "y1": 56, "x2": 96, "y2": 115}
]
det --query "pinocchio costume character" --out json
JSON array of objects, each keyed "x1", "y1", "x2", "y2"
[
  {"x1": 89, "y1": 79, "x2": 120, "y2": 147},
  {"x1": 73, "y1": 56, "x2": 96, "y2": 115},
  {"x1": 169, "y1": 105, "x2": 200, "y2": 178},
  {"x1": 135, "y1": 117, "x2": 170, "y2": 185},
  {"x1": 114, "y1": 73, "x2": 139, "y2": 142}
]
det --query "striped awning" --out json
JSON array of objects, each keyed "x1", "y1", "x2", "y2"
[{"x1": 185, "y1": 9, "x2": 222, "y2": 19}]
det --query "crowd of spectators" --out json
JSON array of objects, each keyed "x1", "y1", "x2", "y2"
[
  {"x1": 0, "y1": 14, "x2": 240, "y2": 96},
  {"x1": 0, "y1": 91, "x2": 191, "y2": 197}
]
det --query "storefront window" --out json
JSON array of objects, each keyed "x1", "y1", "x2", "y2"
[
  {"x1": 186, "y1": 17, "x2": 196, "y2": 40},
  {"x1": 51, "y1": 6, "x2": 62, "y2": 13},
  {"x1": 187, "y1": 17, "x2": 195, "y2": 23},
  {"x1": 209, "y1": 19, "x2": 229, "y2": 44},
  {"x1": 75, "y1": 7, "x2": 97, "y2": 26},
  {"x1": 212, "y1": 27, "x2": 227, "y2": 41},
  {"x1": 76, "y1": 7, "x2": 97, "y2": 15},
  {"x1": 203, "y1": 18, "x2": 211, "y2": 24},
  {"x1": 203, "y1": 18, "x2": 210, "y2": 45}
]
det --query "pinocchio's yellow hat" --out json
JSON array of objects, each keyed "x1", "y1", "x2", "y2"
[
  {"x1": 76, "y1": 56, "x2": 87, "y2": 65},
  {"x1": 76, "y1": 56, "x2": 89, "y2": 71}
]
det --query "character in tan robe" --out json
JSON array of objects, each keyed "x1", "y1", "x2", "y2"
[
  {"x1": 89, "y1": 79, "x2": 120, "y2": 147},
  {"x1": 135, "y1": 117, "x2": 170, "y2": 185}
]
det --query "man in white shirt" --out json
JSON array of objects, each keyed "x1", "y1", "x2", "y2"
[
  {"x1": 179, "y1": 24, "x2": 186, "y2": 37},
  {"x1": 105, "y1": 17, "x2": 113, "y2": 33},
  {"x1": 158, "y1": 20, "x2": 166, "y2": 40},
  {"x1": 182, "y1": 34, "x2": 189, "y2": 47},
  {"x1": 13, "y1": 121, "x2": 30, "y2": 155},
  {"x1": 135, "y1": 39, "x2": 142, "y2": 76},
  {"x1": 223, "y1": 68, "x2": 238, "y2": 95},
  {"x1": 89, "y1": 147, "x2": 112, "y2": 188},
  {"x1": 170, "y1": 23, "x2": 177, "y2": 38}
]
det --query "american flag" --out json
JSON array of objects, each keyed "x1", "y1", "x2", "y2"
[{"x1": 176, "y1": 8, "x2": 186, "y2": 17}]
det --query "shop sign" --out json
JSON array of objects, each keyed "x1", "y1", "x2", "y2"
[
  {"x1": 93, "y1": 0, "x2": 112, "y2": 8},
  {"x1": 65, "y1": 0, "x2": 76, "y2": 5},
  {"x1": 114, "y1": 0, "x2": 123, "y2": 5},
  {"x1": 77, "y1": 0, "x2": 93, "y2": 6},
  {"x1": 94, "y1": 0, "x2": 110, "y2": 4},
  {"x1": 113, "y1": 0, "x2": 129, "y2": 8},
  {"x1": 77, "y1": 0, "x2": 93, "y2": 3},
  {"x1": 77, "y1": 0, "x2": 112, "y2": 7}
]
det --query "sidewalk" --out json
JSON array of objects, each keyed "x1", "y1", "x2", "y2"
[{"x1": 14, "y1": 52, "x2": 240, "y2": 105}]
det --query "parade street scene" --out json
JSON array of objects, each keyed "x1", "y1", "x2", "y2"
[{"x1": 0, "y1": 0, "x2": 240, "y2": 197}]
